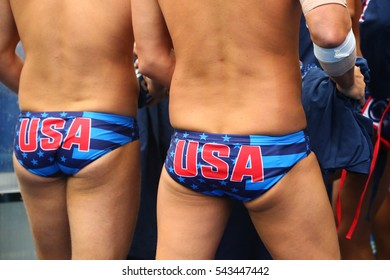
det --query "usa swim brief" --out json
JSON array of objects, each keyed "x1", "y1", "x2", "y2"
[
  {"x1": 14, "y1": 111, "x2": 139, "y2": 177},
  {"x1": 164, "y1": 129, "x2": 311, "y2": 201}
]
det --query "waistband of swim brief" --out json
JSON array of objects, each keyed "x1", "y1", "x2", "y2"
[
  {"x1": 19, "y1": 111, "x2": 137, "y2": 126},
  {"x1": 172, "y1": 129, "x2": 308, "y2": 146}
]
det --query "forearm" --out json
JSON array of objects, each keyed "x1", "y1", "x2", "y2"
[
  {"x1": 137, "y1": 47, "x2": 175, "y2": 88},
  {"x1": 330, "y1": 66, "x2": 354, "y2": 91},
  {"x1": 304, "y1": 3, "x2": 365, "y2": 104},
  {"x1": 132, "y1": 0, "x2": 174, "y2": 88},
  {"x1": 0, "y1": 50, "x2": 22, "y2": 93}
]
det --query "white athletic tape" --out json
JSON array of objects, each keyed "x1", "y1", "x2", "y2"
[{"x1": 313, "y1": 29, "x2": 356, "y2": 76}]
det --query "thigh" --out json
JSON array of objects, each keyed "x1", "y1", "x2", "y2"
[
  {"x1": 372, "y1": 153, "x2": 390, "y2": 259},
  {"x1": 67, "y1": 141, "x2": 141, "y2": 259},
  {"x1": 336, "y1": 172, "x2": 374, "y2": 259},
  {"x1": 156, "y1": 167, "x2": 231, "y2": 260},
  {"x1": 13, "y1": 155, "x2": 71, "y2": 260},
  {"x1": 245, "y1": 153, "x2": 340, "y2": 260}
]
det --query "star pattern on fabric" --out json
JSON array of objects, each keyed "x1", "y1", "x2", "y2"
[
  {"x1": 199, "y1": 133, "x2": 208, "y2": 140},
  {"x1": 178, "y1": 177, "x2": 185, "y2": 183},
  {"x1": 222, "y1": 135, "x2": 231, "y2": 142}
]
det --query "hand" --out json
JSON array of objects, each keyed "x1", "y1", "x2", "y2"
[
  {"x1": 134, "y1": 58, "x2": 168, "y2": 107},
  {"x1": 144, "y1": 76, "x2": 169, "y2": 107}
]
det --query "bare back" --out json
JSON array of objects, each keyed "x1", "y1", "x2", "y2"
[
  {"x1": 10, "y1": 0, "x2": 138, "y2": 117},
  {"x1": 159, "y1": 0, "x2": 305, "y2": 135}
]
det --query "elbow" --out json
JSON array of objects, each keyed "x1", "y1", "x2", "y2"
[
  {"x1": 308, "y1": 13, "x2": 352, "y2": 48},
  {"x1": 0, "y1": 51, "x2": 22, "y2": 93},
  {"x1": 137, "y1": 51, "x2": 174, "y2": 88},
  {"x1": 311, "y1": 28, "x2": 352, "y2": 48},
  {"x1": 137, "y1": 57, "x2": 157, "y2": 80},
  {"x1": 135, "y1": 46, "x2": 161, "y2": 77},
  {"x1": 306, "y1": 3, "x2": 352, "y2": 48}
]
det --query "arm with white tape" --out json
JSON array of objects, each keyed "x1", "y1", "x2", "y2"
[{"x1": 302, "y1": 1, "x2": 365, "y2": 105}]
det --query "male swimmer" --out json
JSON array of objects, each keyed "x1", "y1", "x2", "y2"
[
  {"x1": 132, "y1": 0, "x2": 365, "y2": 260},
  {"x1": 0, "y1": 0, "x2": 140, "y2": 259}
]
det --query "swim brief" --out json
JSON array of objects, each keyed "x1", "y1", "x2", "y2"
[
  {"x1": 14, "y1": 111, "x2": 139, "y2": 177},
  {"x1": 164, "y1": 129, "x2": 311, "y2": 201}
]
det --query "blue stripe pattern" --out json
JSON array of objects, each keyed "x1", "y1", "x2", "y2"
[
  {"x1": 249, "y1": 131, "x2": 306, "y2": 145},
  {"x1": 27, "y1": 165, "x2": 60, "y2": 177},
  {"x1": 90, "y1": 127, "x2": 133, "y2": 143}
]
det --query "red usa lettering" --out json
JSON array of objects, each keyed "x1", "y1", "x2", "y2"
[
  {"x1": 173, "y1": 140, "x2": 264, "y2": 183},
  {"x1": 19, "y1": 117, "x2": 91, "y2": 152}
]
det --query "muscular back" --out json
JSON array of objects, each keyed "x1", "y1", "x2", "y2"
[
  {"x1": 10, "y1": 0, "x2": 138, "y2": 116},
  {"x1": 159, "y1": 0, "x2": 306, "y2": 135}
]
